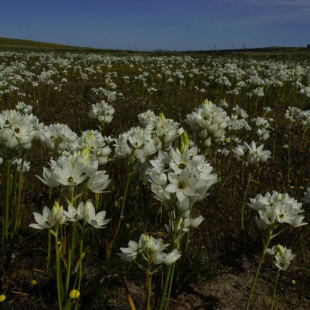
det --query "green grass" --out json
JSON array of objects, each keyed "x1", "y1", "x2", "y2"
[{"x1": 0, "y1": 36, "x2": 97, "y2": 51}]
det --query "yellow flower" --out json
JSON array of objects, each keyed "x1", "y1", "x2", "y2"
[
  {"x1": 292, "y1": 279, "x2": 296, "y2": 285},
  {"x1": 69, "y1": 290, "x2": 80, "y2": 299},
  {"x1": 0, "y1": 294, "x2": 6, "y2": 302},
  {"x1": 30, "y1": 280, "x2": 38, "y2": 285}
]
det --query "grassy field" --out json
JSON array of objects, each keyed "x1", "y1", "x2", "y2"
[{"x1": 0, "y1": 40, "x2": 310, "y2": 309}]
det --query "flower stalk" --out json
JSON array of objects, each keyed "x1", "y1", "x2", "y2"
[
  {"x1": 270, "y1": 269, "x2": 280, "y2": 310},
  {"x1": 244, "y1": 228, "x2": 273, "y2": 310}
]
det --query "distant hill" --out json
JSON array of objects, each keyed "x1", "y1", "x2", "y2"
[
  {"x1": 0, "y1": 36, "x2": 94, "y2": 50},
  {"x1": 0, "y1": 37, "x2": 309, "y2": 57}
]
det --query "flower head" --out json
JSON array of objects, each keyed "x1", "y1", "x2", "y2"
[
  {"x1": 29, "y1": 205, "x2": 66, "y2": 230},
  {"x1": 267, "y1": 245, "x2": 295, "y2": 271},
  {"x1": 69, "y1": 290, "x2": 81, "y2": 299},
  {"x1": 84, "y1": 200, "x2": 111, "y2": 229}
]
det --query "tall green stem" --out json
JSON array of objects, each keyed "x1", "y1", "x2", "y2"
[
  {"x1": 110, "y1": 171, "x2": 132, "y2": 254},
  {"x1": 145, "y1": 271, "x2": 153, "y2": 310},
  {"x1": 244, "y1": 230, "x2": 273, "y2": 310},
  {"x1": 4, "y1": 160, "x2": 11, "y2": 244},
  {"x1": 241, "y1": 170, "x2": 252, "y2": 230},
  {"x1": 270, "y1": 269, "x2": 280, "y2": 310},
  {"x1": 164, "y1": 262, "x2": 176, "y2": 310},
  {"x1": 158, "y1": 227, "x2": 178, "y2": 310},
  {"x1": 158, "y1": 264, "x2": 173, "y2": 310},
  {"x1": 55, "y1": 230, "x2": 64, "y2": 309},
  {"x1": 65, "y1": 222, "x2": 74, "y2": 296},
  {"x1": 77, "y1": 234, "x2": 84, "y2": 293},
  {"x1": 13, "y1": 159, "x2": 24, "y2": 235},
  {"x1": 47, "y1": 229, "x2": 52, "y2": 272}
]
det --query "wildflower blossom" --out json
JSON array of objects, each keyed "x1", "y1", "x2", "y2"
[
  {"x1": 69, "y1": 290, "x2": 80, "y2": 299},
  {"x1": 233, "y1": 141, "x2": 270, "y2": 166},
  {"x1": 248, "y1": 191, "x2": 307, "y2": 229},
  {"x1": 29, "y1": 205, "x2": 66, "y2": 230},
  {"x1": 267, "y1": 245, "x2": 295, "y2": 271},
  {"x1": 118, "y1": 234, "x2": 181, "y2": 266},
  {"x1": 84, "y1": 199, "x2": 111, "y2": 229},
  {"x1": 185, "y1": 99, "x2": 228, "y2": 148}
]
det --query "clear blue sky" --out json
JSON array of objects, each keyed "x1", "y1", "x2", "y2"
[{"x1": 0, "y1": 0, "x2": 309, "y2": 51}]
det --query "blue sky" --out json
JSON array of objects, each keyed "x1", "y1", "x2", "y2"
[{"x1": 0, "y1": 0, "x2": 309, "y2": 51}]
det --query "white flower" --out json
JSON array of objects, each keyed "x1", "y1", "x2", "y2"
[
  {"x1": 232, "y1": 145, "x2": 245, "y2": 158},
  {"x1": 267, "y1": 245, "x2": 295, "y2": 271},
  {"x1": 244, "y1": 141, "x2": 271, "y2": 165},
  {"x1": 115, "y1": 127, "x2": 157, "y2": 163},
  {"x1": 53, "y1": 154, "x2": 87, "y2": 186},
  {"x1": 87, "y1": 170, "x2": 110, "y2": 193},
  {"x1": 153, "y1": 248, "x2": 181, "y2": 265},
  {"x1": 29, "y1": 206, "x2": 57, "y2": 230},
  {"x1": 117, "y1": 240, "x2": 142, "y2": 262},
  {"x1": 118, "y1": 234, "x2": 181, "y2": 266},
  {"x1": 188, "y1": 215, "x2": 204, "y2": 228},
  {"x1": 36, "y1": 167, "x2": 61, "y2": 188},
  {"x1": 166, "y1": 170, "x2": 197, "y2": 208},
  {"x1": 233, "y1": 141, "x2": 270, "y2": 166},
  {"x1": 64, "y1": 202, "x2": 85, "y2": 222},
  {"x1": 11, "y1": 158, "x2": 31, "y2": 172},
  {"x1": 29, "y1": 206, "x2": 66, "y2": 229},
  {"x1": 302, "y1": 187, "x2": 310, "y2": 204},
  {"x1": 84, "y1": 200, "x2": 111, "y2": 229},
  {"x1": 248, "y1": 191, "x2": 307, "y2": 229}
]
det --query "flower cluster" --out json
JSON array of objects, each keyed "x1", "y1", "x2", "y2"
[
  {"x1": 149, "y1": 144, "x2": 218, "y2": 222},
  {"x1": 38, "y1": 123, "x2": 78, "y2": 152},
  {"x1": 185, "y1": 99, "x2": 228, "y2": 148},
  {"x1": 233, "y1": 141, "x2": 271, "y2": 166},
  {"x1": 227, "y1": 104, "x2": 251, "y2": 132},
  {"x1": 267, "y1": 244, "x2": 295, "y2": 271},
  {"x1": 114, "y1": 126, "x2": 157, "y2": 163},
  {"x1": 251, "y1": 115, "x2": 273, "y2": 141},
  {"x1": 118, "y1": 234, "x2": 181, "y2": 266},
  {"x1": 37, "y1": 151, "x2": 110, "y2": 193},
  {"x1": 72, "y1": 130, "x2": 112, "y2": 165},
  {"x1": 88, "y1": 100, "x2": 115, "y2": 129},
  {"x1": 285, "y1": 106, "x2": 310, "y2": 128},
  {"x1": 29, "y1": 199, "x2": 111, "y2": 230},
  {"x1": 247, "y1": 191, "x2": 307, "y2": 229},
  {"x1": 0, "y1": 104, "x2": 41, "y2": 158},
  {"x1": 138, "y1": 110, "x2": 184, "y2": 151}
]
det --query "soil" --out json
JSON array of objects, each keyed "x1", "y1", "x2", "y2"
[
  {"x1": 6, "y1": 249, "x2": 310, "y2": 310},
  {"x1": 106, "y1": 263, "x2": 310, "y2": 310}
]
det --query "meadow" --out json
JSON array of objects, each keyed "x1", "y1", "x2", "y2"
[{"x1": 0, "y1": 46, "x2": 310, "y2": 309}]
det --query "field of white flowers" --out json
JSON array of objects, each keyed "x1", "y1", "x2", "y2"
[{"x1": 1, "y1": 50, "x2": 310, "y2": 309}]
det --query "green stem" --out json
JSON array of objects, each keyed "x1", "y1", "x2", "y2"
[
  {"x1": 77, "y1": 234, "x2": 84, "y2": 294},
  {"x1": 145, "y1": 271, "x2": 152, "y2": 310},
  {"x1": 158, "y1": 264, "x2": 173, "y2": 310},
  {"x1": 270, "y1": 269, "x2": 280, "y2": 310},
  {"x1": 241, "y1": 170, "x2": 252, "y2": 230},
  {"x1": 164, "y1": 262, "x2": 176, "y2": 310},
  {"x1": 244, "y1": 230, "x2": 273, "y2": 310},
  {"x1": 65, "y1": 222, "x2": 74, "y2": 296},
  {"x1": 110, "y1": 171, "x2": 132, "y2": 254},
  {"x1": 13, "y1": 159, "x2": 24, "y2": 235},
  {"x1": 55, "y1": 231, "x2": 64, "y2": 309},
  {"x1": 47, "y1": 229, "x2": 51, "y2": 272},
  {"x1": 158, "y1": 227, "x2": 178, "y2": 310},
  {"x1": 3, "y1": 159, "x2": 11, "y2": 245}
]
